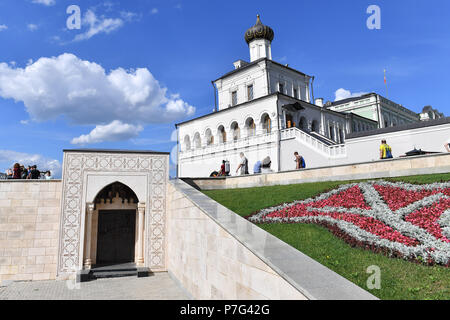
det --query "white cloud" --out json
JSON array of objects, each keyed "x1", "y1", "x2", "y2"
[
  {"x1": 74, "y1": 9, "x2": 124, "y2": 42},
  {"x1": 71, "y1": 120, "x2": 143, "y2": 145},
  {"x1": 0, "y1": 53, "x2": 195, "y2": 127},
  {"x1": 120, "y1": 11, "x2": 140, "y2": 22},
  {"x1": 20, "y1": 120, "x2": 29, "y2": 125},
  {"x1": 151, "y1": 8, "x2": 159, "y2": 14},
  {"x1": 0, "y1": 25, "x2": 8, "y2": 31},
  {"x1": 27, "y1": 24, "x2": 39, "y2": 31},
  {"x1": 32, "y1": 0, "x2": 55, "y2": 6},
  {"x1": 334, "y1": 88, "x2": 367, "y2": 101},
  {"x1": 0, "y1": 150, "x2": 61, "y2": 177}
]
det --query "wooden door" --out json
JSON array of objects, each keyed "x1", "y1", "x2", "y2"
[{"x1": 96, "y1": 210, "x2": 136, "y2": 265}]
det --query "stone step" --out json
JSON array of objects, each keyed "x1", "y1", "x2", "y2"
[
  {"x1": 91, "y1": 270, "x2": 138, "y2": 279},
  {"x1": 76, "y1": 263, "x2": 151, "y2": 282}
]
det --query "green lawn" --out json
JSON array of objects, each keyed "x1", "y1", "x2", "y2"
[{"x1": 203, "y1": 172, "x2": 450, "y2": 300}]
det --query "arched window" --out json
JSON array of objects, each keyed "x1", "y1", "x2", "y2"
[
  {"x1": 245, "y1": 117, "x2": 256, "y2": 137},
  {"x1": 217, "y1": 125, "x2": 226, "y2": 143},
  {"x1": 311, "y1": 120, "x2": 319, "y2": 133},
  {"x1": 205, "y1": 129, "x2": 214, "y2": 145},
  {"x1": 184, "y1": 135, "x2": 191, "y2": 151},
  {"x1": 231, "y1": 122, "x2": 240, "y2": 141},
  {"x1": 194, "y1": 132, "x2": 202, "y2": 149},
  {"x1": 261, "y1": 113, "x2": 271, "y2": 133}
]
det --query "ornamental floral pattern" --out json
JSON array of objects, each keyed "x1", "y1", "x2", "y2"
[
  {"x1": 58, "y1": 151, "x2": 168, "y2": 275},
  {"x1": 248, "y1": 180, "x2": 450, "y2": 266}
]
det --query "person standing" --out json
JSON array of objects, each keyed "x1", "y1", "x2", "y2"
[
  {"x1": 29, "y1": 165, "x2": 41, "y2": 179},
  {"x1": 21, "y1": 165, "x2": 28, "y2": 179},
  {"x1": 379, "y1": 139, "x2": 393, "y2": 159},
  {"x1": 12, "y1": 163, "x2": 21, "y2": 179},
  {"x1": 236, "y1": 153, "x2": 248, "y2": 175},
  {"x1": 218, "y1": 160, "x2": 226, "y2": 176}
]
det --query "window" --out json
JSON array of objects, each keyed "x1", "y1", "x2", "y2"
[
  {"x1": 262, "y1": 114, "x2": 271, "y2": 133},
  {"x1": 247, "y1": 85, "x2": 254, "y2": 101},
  {"x1": 293, "y1": 88, "x2": 298, "y2": 99},
  {"x1": 278, "y1": 83, "x2": 284, "y2": 94},
  {"x1": 231, "y1": 91, "x2": 237, "y2": 106}
]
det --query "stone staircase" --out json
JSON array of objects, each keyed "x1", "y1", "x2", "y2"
[
  {"x1": 280, "y1": 127, "x2": 346, "y2": 158},
  {"x1": 77, "y1": 263, "x2": 151, "y2": 282}
]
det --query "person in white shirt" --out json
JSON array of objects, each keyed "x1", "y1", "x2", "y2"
[
  {"x1": 45, "y1": 171, "x2": 53, "y2": 180},
  {"x1": 235, "y1": 153, "x2": 248, "y2": 175}
]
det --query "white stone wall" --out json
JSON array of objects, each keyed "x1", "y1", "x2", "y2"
[
  {"x1": 185, "y1": 153, "x2": 450, "y2": 191},
  {"x1": 216, "y1": 62, "x2": 268, "y2": 111},
  {"x1": 267, "y1": 63, "x2": 310, "y2": 102},
  {"x1": 166, "y1": 182, "x2": 307, "y2": 300},
  {"x1": 0, "y1": 181, "x2": 61, "y2": 281},
  {"x1": 346, "y1": 123, "x2": 450, "y2": 163},
  {"x1": 280, "y1": 138, "x2": 335, "y2": 171}
]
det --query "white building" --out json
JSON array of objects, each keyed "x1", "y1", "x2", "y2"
[
  {"x1": 175, "y1": 16, "x2": 447, "y2": 178},
  {"x1": 328, "y1": 93, "x2": 420, "y2": 129}
]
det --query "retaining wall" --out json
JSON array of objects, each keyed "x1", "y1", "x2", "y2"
[
  {"x1": 167, "y1": 179, "x2": 377, "y2": 300},
  {"x1": 182, "y1": 153, "x2": 450, "y2": 190},
  {"x1": 0, "y1": 180, "x2": 62, "y2": 282}
]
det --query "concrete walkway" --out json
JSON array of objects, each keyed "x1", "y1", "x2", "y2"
[{"x1": 0, "y1": 273, "x2": 189, "y2": 300}]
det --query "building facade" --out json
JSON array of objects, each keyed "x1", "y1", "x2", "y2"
[
  {"x1": 328, "y1": 93, "x2": 420, "y2": 129},
  {"x1": 175, "y1": 16, "x2": 446, "y2": 178},
  {"x1": 175, "y1": 16, "x2": 381, "y2": 177}
]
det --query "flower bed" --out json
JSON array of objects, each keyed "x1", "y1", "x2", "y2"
[{"x1": 248, "y1": 180, "x2": 450, "y2": 266}]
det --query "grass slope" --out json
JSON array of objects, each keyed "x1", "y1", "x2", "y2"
[{"x1": 203, "y1": 173, "x2": 450, "y2": 300}]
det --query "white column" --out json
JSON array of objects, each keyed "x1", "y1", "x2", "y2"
[
  {"x1": 137, "y1": 202, "x2": 145, "y2": 266},
  {"x1": 334, "y1": 123, "x2": 338, "y2": 142},
  {"x1": 84, "y1": 203, "x2": 94, "y2": 269}
]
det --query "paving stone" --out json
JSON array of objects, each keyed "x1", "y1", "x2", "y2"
[{"x1": 0, "y1": 273, "x2": 189, "y2": 300}]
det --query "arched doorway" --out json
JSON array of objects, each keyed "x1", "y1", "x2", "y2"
[
  {"x1": 217, "y1": 125, "x2": 226, "y2": 143},
  {"x1": 90, "y1": 182, "x2": 140, "y2": 266},
  {"x1": 286, "y1": 114, "x2": 294, "y2": 128},
  {"x1": 245, "y1": 117, "x2": 256, "y2": 137},
  {"x1": 311, "y1": 120, "x2": 319, "y2": 133},
  {"x1": 298, "y1": 116, "x2": 307, "y2": 130}
]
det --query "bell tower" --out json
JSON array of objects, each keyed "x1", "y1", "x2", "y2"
[{"x1": 244, "y1": 15, "x2": 275, "y2": 62}]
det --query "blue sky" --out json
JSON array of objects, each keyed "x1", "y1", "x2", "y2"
[{"x1": 0, "y1": 0, "x2": 449, "y2": 177}]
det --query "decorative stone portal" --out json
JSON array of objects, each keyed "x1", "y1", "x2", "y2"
[
  {"x1": 57, "y1": 149, "x2": 169, "y2": 280},
  {"x1": 86, "y1": 182, "x2": 140, "y2": 268}
]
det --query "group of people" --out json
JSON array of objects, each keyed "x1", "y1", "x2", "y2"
[
  {"x1": 5, "y1": 163, "x2": 52, "y2": 180},
  {"x1": 212, "y1": 151, "x2": 307, "y2": 177},
  {"x1": 209, "y1": 138, "x2": 445, "y2": 178}
]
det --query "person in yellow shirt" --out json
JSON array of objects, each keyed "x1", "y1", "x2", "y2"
[{"x1": 380, "y1": 139, "x2": 393, "y2": 159}]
